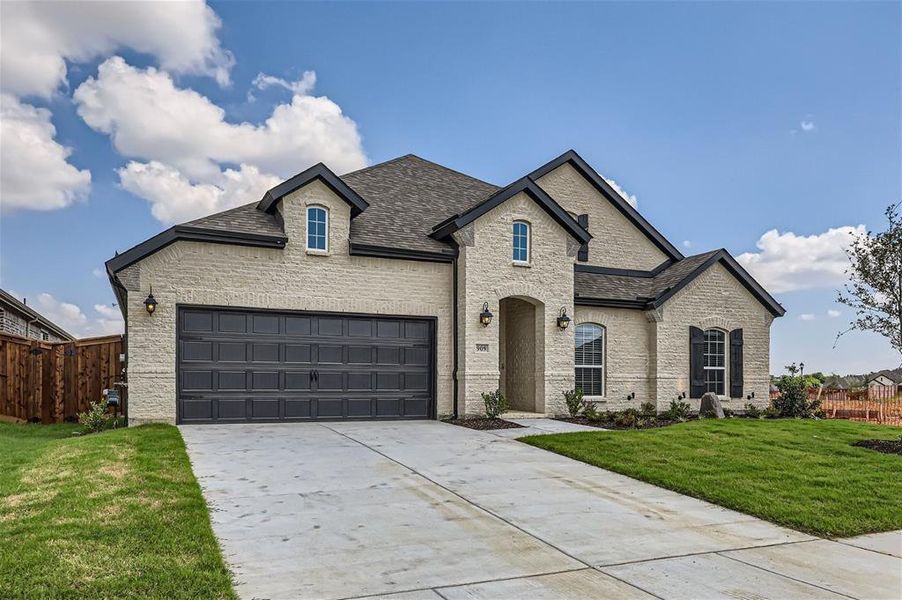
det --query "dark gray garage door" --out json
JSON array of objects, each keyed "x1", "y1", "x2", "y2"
[{"x1": 177, "y1": 307, "x2": 435, "y2": 423}]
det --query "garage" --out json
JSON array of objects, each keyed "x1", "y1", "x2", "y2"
[{"x1": 177, "y1": 306, "x2": 435, "y2": 423}]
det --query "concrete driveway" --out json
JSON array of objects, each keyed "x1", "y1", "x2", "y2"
[{"x1": 181, "y1": 421, "x2": 902, "y2": 600}]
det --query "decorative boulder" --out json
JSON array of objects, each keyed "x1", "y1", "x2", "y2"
[{"x1": 699, "y1": 392, "x2": 725, "y2": 419}]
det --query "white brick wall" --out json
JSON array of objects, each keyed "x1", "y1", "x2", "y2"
[
  {"x1": 455, "y1": 193, "x2": 576, "y2": 416},
  {"x1": 650, "y1": 262, "x2": 773, "y2": 411},
  {"x1": 122, "y1": 180, "x2": 454, "y2": 424},
  {"x1": 120, "y1": 172, "x2": 776, "y2": 424},
  {"x1": 536, "y1": 162, "x2": 669, "y2": 270}
]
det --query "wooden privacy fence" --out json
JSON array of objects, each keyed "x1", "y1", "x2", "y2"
[
  {"x1": 0, "y1": 333, "x2": 126, "y2": 423},
  {"x1": 816, "y1": 387, "x2": 902, "y2": 426}
]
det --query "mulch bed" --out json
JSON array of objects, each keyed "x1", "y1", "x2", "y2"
[
  {"x1": 556, "y1": 416, "x2": 697, "y2": 431},
  {"x1": 443, "y1": 417, "x2": 525, "y2": 430},
  {"x1": 852, "y1": 438, "x2": 902, "y2": 455}
]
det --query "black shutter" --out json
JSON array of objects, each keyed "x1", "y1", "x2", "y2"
[
  {"x1": 730, "y1": 328, "x2": 744, "y2": 398},
  {"x1": 690, "y1": 326, "x2": 705, "y2": 398},
  {"x1": 577, "y1": 214, "x2": 589, "y2": 262}
]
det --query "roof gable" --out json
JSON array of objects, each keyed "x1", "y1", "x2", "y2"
[
  {"x1": 575, "y1": 249, "x2": 785, "y2": 317},
  {"x1": 529, "y1": 150, "x2": 683, "y2": 261},
  {"x1": 430, "y1": 177, "x2": 592, "y2": 244},
  {"x1": 0, "y1": 289, "x2": 75, "y2": 340},
  {"x1": 258, "y1": 163, "x2": 369, "y2": 216}
]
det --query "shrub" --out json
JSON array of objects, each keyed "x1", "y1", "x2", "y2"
[
  {"x1": 744, "y1": 403, "x2": 762, "y2": 419},
  {"x1": 614, "y1": 409, "x2": 638, "y2": 428},
  {"x1": 639, "y1": 401, "x2": 657, "y2": 417},
  {"x1": 771, "y1": 363, "x2": 824, "y2": 418},
  {"x1": 665, "y1": 399, "x2": 691, "y2": 421},
  {"x1": 562, "y1": 388, "x2": 585, "y2": 418},
  {"x1": 481, "y1": 389, "x2": 508, "y2": 419},
  {"x1": 77, "y1": 399, "x2": 114, "y2": 434},
  {"x1": 582, "y1": 401, "x2": 601, "y2": 421},
  {"x1": 722, "y1": 407, "x2": 734, "y2": 418}
]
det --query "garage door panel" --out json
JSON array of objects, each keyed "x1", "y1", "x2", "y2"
[
  {"x1": 285, "y1": 344, "x2": 311, "y2": 363},
  {"x1": 219, "y1": 313, "x2": 247, "y2": 333},
  {"x1": 218, "y1": 371, "x2": 247, "y2": 390},
  {"x1": 284, "y1": 371, "x2": 312, "y2": 390},
  {"x1": 177, "y1": 307, "x2": 434, "y2": 423}
]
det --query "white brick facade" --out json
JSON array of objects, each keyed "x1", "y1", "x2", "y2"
[{"x1": 116, "y1": 155, "x2": 779, "y2": 424}]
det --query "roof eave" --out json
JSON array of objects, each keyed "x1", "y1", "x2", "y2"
[
  {"x1": 258, "y1": 163, "x2": 369, "y2": 216},
  {"x1": 528, "y1": 149, "x2": 684, "y2": 261},
  {"x1": 649, "y1": 250, "x2": 786, "y2": 318},
  {"x1": 430, "y1": 177, "x2": 592, "y2": 244}
]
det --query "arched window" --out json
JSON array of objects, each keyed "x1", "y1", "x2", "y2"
[
  {"x1": 575, "y1": 323, "x2": 605, "y2": 396},
  {"x1": 512, "y1": 220, "x2": 530, "y2": 263},
  {"x1": 703, "y1": 329, "x2": 726, "y2": 395},
  {"x1": 307, "y1": 206, "x2": 328, "y2": 251}
]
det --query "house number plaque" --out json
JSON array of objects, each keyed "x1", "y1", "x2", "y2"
[{"x1": 476, "y1": 344, "x2": 489, "y2": 353}]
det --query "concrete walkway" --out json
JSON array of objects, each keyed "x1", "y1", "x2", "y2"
[{"x1": 181, "y1": 421, "x2": 902, "y2": 600}]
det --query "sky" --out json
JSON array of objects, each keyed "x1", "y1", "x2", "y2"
[{"x1": 0, "y1": 1, "x2": 899, "y2": 375}]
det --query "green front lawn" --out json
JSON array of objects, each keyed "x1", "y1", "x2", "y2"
[
  {"x1": 522, "y1": 419, "x2": 902, "y2": 537},
  {"x1": 0, "y1": 423, "x2": 235, "y2": 599}
]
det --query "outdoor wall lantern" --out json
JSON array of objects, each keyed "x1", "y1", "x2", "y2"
[
  {"x1": 143, "y1": 286, "x2": 158, "y2": 316},
  {"x1": 479, "y1": 302, "x2": 493, "y2": 327},
  {"x1": 556, "y1": 307, "x2": 571, "y2": 330}
]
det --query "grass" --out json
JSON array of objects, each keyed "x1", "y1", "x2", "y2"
[
  {"x1": 0, "y1": 423, "x2": 235, "y2": 599},
  {"x1": 522, "y1": 418, "x2": 902, "y2": 537}
]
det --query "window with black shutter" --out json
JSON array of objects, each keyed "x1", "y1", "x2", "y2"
[{"x1": 730, "y1": 328, "x2": 744, "y2": 398}]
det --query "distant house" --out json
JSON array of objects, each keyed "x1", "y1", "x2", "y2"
[
  {"x1": 0, "y1": 289, "x2": 73, "y2": 342},
  {"x1": 866, "y1": 371, "x2": 902, "y2": 397},
  {"x1": 822, "y1": 375, "x2": 851, "y2": 390}
]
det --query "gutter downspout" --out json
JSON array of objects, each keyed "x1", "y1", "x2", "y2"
[{"x1": 451, "y1": 240, "x2": 460, "y2": 419}]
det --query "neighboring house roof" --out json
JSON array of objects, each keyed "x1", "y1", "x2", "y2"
[
  {"x1": 823, "y1": 375, "x2": 850, "y2": 389},
  {"x1": 867, "y1": 370, "x2": 902, "y2": 385},
  {"x1": 0, "y1": 289, "x2": 74, "y2": 341},
  {"x1": 575, "y1": 249, "x2": 786, "y2": 317}
]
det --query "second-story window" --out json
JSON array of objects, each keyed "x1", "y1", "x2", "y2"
[
  {"x1": 512, "y1": 221, "x2": 530, "y2": 263},
  {"x1": 307, "y1": 206, "x2": 328, "y2": 251}
]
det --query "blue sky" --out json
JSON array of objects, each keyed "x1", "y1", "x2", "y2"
[{"x1": 1, "y1": 1, "x2": 899, "y2": 374}]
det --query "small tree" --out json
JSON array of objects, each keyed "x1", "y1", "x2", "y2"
[
  {"x1": 772, "y1": 363, "x2": 823, "y2": 418},
  {"x1": 836, "y1": 203, "x2": 902, "y2": 360},
  {"x1": 481, "y1": 389, "x2": 508, "y2": 419}
]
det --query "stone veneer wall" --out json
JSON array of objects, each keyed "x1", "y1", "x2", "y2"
[
  {"x1": 573, "y1": 306, "x2": 654, "y2": 410},
  {"x1": 500, "y1": 297, "x2": 537, "y2": 411},
  {"x1": 535, "y1": 162, "x2": 669, "y2": 270},
  {"x1": 120, "y1": 179, "x2": 453, "y2": 424},
  {"x1": 455, "y1": 192, "x2": 575, "y2": 416},
  {"x1": 650, "y1": 262, "x2": 773, "y2": 411}
]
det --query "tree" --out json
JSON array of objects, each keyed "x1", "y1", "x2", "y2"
[{"x1": 836, "y1": 203, "x2": 902, "y2": 359}]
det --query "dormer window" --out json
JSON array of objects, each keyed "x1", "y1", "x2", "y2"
[
  {"x1": 512, "y1": 221, "x2": 530, "y2": 263},
  {"x1": 307, "y1": 206, "x2": 328, "y2": 251}
]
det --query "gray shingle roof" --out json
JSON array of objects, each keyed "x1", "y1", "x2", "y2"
[
  {"x1": 575, "y1": 251, "x2": 719, "y2": 305},
  {"x1": 184, "y1": 202, "x2": 284, "y2": 237},
  {"x1": 341, "y1": 155, "x2": 499, "y2": 253}
]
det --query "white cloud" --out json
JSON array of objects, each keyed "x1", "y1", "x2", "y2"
[
  {"x1": 10, "y1": 291, "x2": 123, "y2": 338},
  {"x1": 0, "y1": 94, "x2": 91, "y2": 212},
  {"x1": 252, "y1": 71, "x2": 317, "y2": 96},
  {"x1": 92, "y1": 268, "x2": 105, "y2": 279},
  {"x1": 0, "y1": 0, "x2": 232, "y2": 98},
  {"x1": 827, "y1": 309, "x2": 841, "y2": 318},
  {"x1": 682, "y1": 240, "x2": 693, "y2": 249},
  {"x1": 737, "y1": 225, "x2": 865, "y2": 293},
  {"x1": 602, "y1": 176, "x2": 638, "y2": 208},
  {"x1": 75, "y1": 58, "x2": 367, "y2": 181},
  {"x1": 119, "y1": 161, "x2": 282, "y2": 224},
  {"x1": 800, "y1": 120, "x2": 815, "y2": 132},
  {"x1": 799, "y1": 313, "x2": 816, "y2": 321}
]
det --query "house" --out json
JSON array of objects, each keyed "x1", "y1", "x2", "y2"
[
  {"x1": 867, "y1": 371, "x2": 901, "y2": 397},
  {"x1": 0, "y1": 289, "x2": 73, "y2": 342},
  {"x1": 106, "y1": 150, "x2": 785, "y2": 425},
  {"x1": 822, "y1": 375, "x2": 851, "y2": 390}
]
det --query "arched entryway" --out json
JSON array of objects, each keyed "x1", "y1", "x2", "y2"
[{"x1": 498, "y1": 296, "x2": 544, "y2": 413}]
